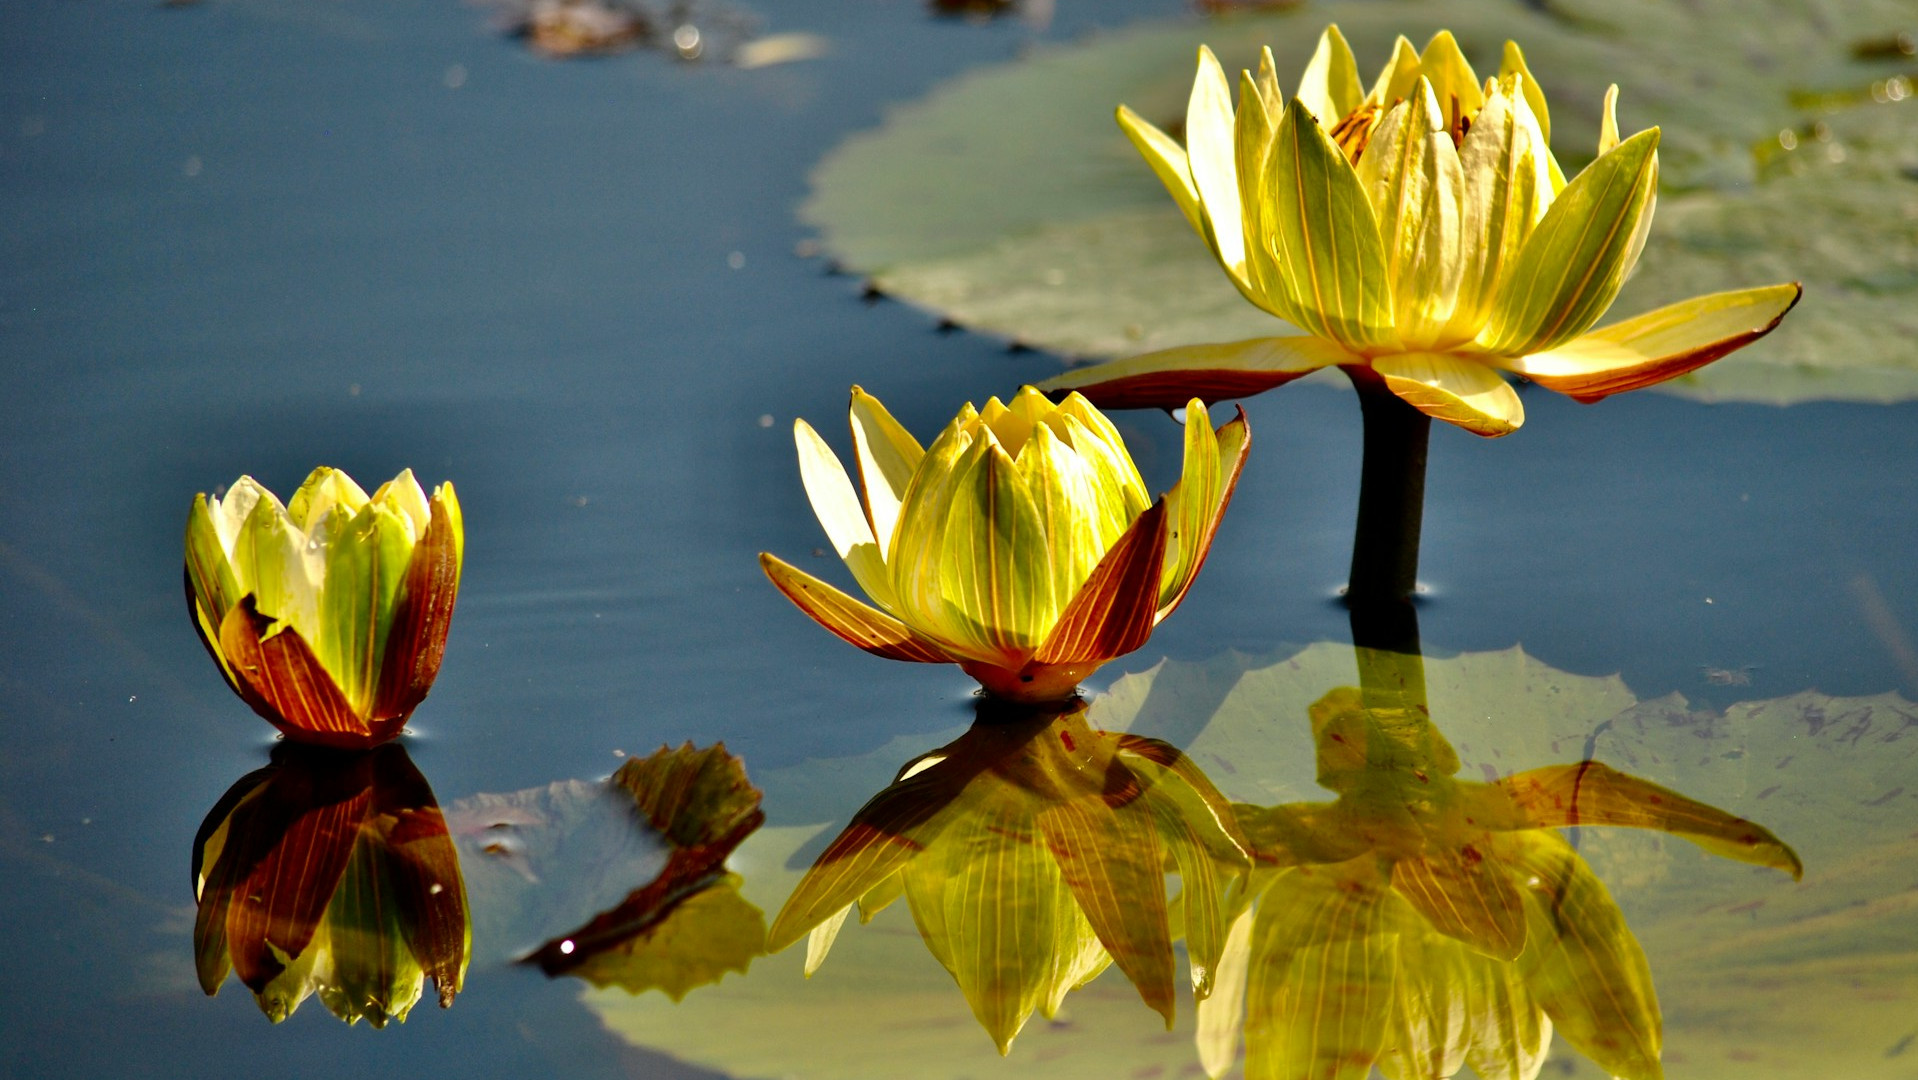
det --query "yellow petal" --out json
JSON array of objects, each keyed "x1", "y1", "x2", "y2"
[
  {"x1": 1116, "y1": 104, "x2": 1204, "y2": 239},
  {"x1": 1476, "y1": 128, "x2": 1661, "y2": 357},
  {"x1": 1445, "y1": 80, "x2": 1552, "y2": 343},
  {"x1": 1598, "y1": 83, "x2": 1620, "y2": 156},
  {"x1": 1371, "y1": 353, "x2": 1524, "y2": 436},
  {"x1": 758, "y1": 553, "x2": 953, "y2": 663},
  {"x1": 1296, "y1": 25, "x2": 1363, "y2": 126},
  {"x1": 1367, "y1": 35, "x2": 1422, "y2": 108},
  {"x1": 186, "y1": 493, "x2": 241, "y2": 624},
  {"x1": 1236, "y1": 69, "x2": 1305, "y2": 325},
  {"x1": 848, "y1": 386, "x2": 924, "y2": 548},
  {"x1": 936, "y1": 433, "x2": 1055, "y2": 661},
  {"x1": 1158, "y1": 402, "x2": 1250, "y2": 616},
  {"x1": 370, "y1": 468, "x2": 431, "y2": 540},
  {"x1": 794, "y1": 418, "x2": 898, "y2": 611},
  {"x1": 1266, "y1": 99, "x2": 1396, "y2": 352},
  {"x1": 1017, "y1": 420, "x2": 1126, "y2": 612},
  {"x1": 1357, "y1": 79, "x2": 1465, "y2": 348},
  {"x1": 1188, "y1": 46, "x2": 1247, "y2": 280},
  {"x1": 888, "y1": 416, "x2": 980, "y2": 627},
  {"x1": 1416, "y1": 31, "x2": 1483, "y2": 125},
  {"x1": 286, "y1": 467, "x2": 370, "y2": 534},
  {"x1": 1499, "y1": 283, "x2": 1802, "y2": 402},
  {"x1": 1498, "y1": 40, "x2": 1550, "y2": 144},
  {"x1": 1041, "y1": 335, "x2": 1352, "y2": 411}
]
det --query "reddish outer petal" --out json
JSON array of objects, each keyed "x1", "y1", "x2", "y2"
[
  {"x1": 218, "y1": 597, "x2": 396, "y2": 747},
  {"x1": 1034, "y1": 500, "x2": 1168, "y2": 666},
  {"x1": 372, "y1": 496, "x2": 462, "y2": 722}
]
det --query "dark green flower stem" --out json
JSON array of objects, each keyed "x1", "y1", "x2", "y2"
[{"x1": 1345, "y1": 370, "x2": 1431, "y2": 608}]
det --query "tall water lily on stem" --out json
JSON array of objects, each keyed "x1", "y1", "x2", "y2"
[
  {"x1": 760, "y1": 386, "x2": 1247, "y2": 702},
  {"x1": 186, "y1": 467, "x2": 463, "y2": 748},
  {"x1": 1044, "y1": 26, "x2": 1799, "y2": 602},
  {"x1": 1044, "y1": 26, "x2": 1800, "y2": 434}
]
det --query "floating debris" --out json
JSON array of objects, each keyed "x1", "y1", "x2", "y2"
[
  {"x1": 492, "y1": 0, "x2": 766, "y2": 64},
  {"x1": 1851, "y1": 31, "x2": 1917, "y2": 60}
]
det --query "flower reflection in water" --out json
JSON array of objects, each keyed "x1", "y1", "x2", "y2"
[
  {"x1": 1198, "y1": 613, "x2": 1802, "y2": 1080},
  {"x1": 192, "y1": 743, "x2": 469, "y2": 1026},
  {"x1": 768, "y1": 696, "x2": 1251, "y2": 1053}
]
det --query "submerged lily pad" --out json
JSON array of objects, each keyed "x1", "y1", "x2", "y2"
[{"x1": 804, "y1": 0, "x2": 1918, "y2": 403}]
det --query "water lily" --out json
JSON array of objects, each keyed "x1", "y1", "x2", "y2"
[
  {"x1": 767, "y1": 698, "x2": 1250, "y2": 1053},
  {"x1": 1042, "y1": 26, "x2": 1801, "y2": 437},
  {"x1": 760, "y1": 386, "x2": 1248, "y2": 701},
  {"x1": 185, "y1": 467, "x2": 463, "y2": 748},
  {"x1": 193, "y1": 744, "x2": 470, "y2": 1026}
]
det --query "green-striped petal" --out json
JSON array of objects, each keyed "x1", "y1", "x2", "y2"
[
  {"x1": 1477, "y1": 128, "x2": 1662, "y2": 357},
  {"x1": 937, "y1": 432, "x2": 1056, "y2": 662},
  {"x1": 320, "y1": 501, "x2": 414, "y2": 713},
  {"x1": 1266, "y1": 99, "x2": 1396, "y2": 352},
  {"x1": 234, "y1": 496, "x2": 320, "y2": 645},
  {"x1": 1017, "y1": 421, "x2": 1123, "y2": 612},
  {"x1": 186, "y1": 494, "x2": 241, "y2": 624}
]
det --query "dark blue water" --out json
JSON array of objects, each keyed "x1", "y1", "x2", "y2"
[{"x1": 4, "y1": 0, "x2": 1914, "y2": 1076}]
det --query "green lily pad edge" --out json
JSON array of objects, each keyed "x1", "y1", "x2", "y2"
[{"x1": 802, "y1": 0, "x2": 1918, "y2": 406}]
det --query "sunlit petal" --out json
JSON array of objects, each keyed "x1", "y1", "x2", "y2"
[
  {"x1": 1501, "y1": 283, "x2": 1802, "y2": 402},
  {"x1": 1371, "y1": 353, "x2": 1524, "y2": 437},
  {"x1": 1477, "y1": 129, "x2": 1661, "y2": 356}
]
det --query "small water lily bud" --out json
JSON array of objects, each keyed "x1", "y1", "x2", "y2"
[
  {"x1": 184, "y1": 466, "x2": 463, "y2": 747},
  {"x1": 760, "y1": 387, "x2": 1248, "y2": 702}
]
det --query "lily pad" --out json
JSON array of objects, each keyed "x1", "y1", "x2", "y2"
[
  {"x1": 449, "y1": 741, "x2": 768, "y2": 1000},
  {"x1": 803, "y1": 0, "x2": 1918, "y2": 403}
]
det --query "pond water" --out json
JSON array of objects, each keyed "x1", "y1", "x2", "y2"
[{"x1": 4, "y1": 0, "x2": 1916, "y2": 1077}]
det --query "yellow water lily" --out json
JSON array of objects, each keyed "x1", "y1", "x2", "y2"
[
  {"x1": 759, "y1": 386, "x2": 1248, "y2": 701},
  {"x1": 1042, "y1": 26, "x2": 1800, "y2": 436},
  {"x1": 185, "y1": 467, "x2": 463, "y2": 748}
]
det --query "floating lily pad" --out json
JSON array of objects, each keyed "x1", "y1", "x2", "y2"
[
  {"x1": 803, "y1": 0, "x2": 1918, "y2": 403},
  {"x1": 450, "y1": 741, "x2": 767, "y2": 1000}
]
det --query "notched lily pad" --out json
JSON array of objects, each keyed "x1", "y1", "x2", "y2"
[
  {"x1": 450, "y1": 742, "x2": 767, "y2": 999},
  {"x1": 804, "y1": 0, "x2": 1918, "y2": 403},
  {"x1": 522, "y1": 743, "x2": 767, "y2": 990}
]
